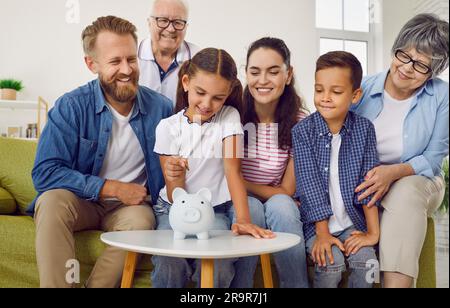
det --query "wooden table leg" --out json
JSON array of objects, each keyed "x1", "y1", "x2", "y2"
[
  {"x1": 201, "y1": 259, "x2": 214, "y2": 288},
  {"x1": 260, "y1": 254, "x2": 274, "y2": 288},
  {"x1": 121, "y1": 251, "x2": 138, "y2": 288}
]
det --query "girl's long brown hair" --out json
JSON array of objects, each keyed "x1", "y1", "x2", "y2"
[
  {"x1": 243, "y1": 37, "x2": 308, "y2": 150},
  {"x1": 175, "y1": 48, "x2": 243, "y2": 116}
]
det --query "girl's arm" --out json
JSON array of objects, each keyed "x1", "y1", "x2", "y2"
[
  {"x1": 245, "y1": 158, "x2": 296, "y2": 202},
  {"x1": 159, "y1": 156, "x2": 188, "y2": 203},
  {"x1": 223, "y1": 136, "x2": 274, "y2": 239}
]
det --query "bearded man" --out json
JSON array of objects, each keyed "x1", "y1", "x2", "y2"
[{"x1": 30, "y1": 16, "x2": 172, "y2": 288}]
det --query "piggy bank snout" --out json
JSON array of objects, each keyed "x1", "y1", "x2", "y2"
[{"x1": 182, "y1": 208, "x2": 201, "y2": 223}]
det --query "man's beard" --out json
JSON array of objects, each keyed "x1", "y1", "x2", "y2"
[{"x1": 100, "y1": 72, "x2": 139, "y2": 104}]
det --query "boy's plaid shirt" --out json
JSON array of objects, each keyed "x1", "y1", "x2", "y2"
[{"x1": 292, "y1": 111, "x2": 380, "y2": 241}]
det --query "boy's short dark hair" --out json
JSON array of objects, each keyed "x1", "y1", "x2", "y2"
[{"x1": 316, "y1": 51, "x2": 363, "y2": 90}]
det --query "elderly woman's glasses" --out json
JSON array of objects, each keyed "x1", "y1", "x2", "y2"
[
  {"x1": 151, "y1": 16, "x2": 187, "y2": 31},
  {"x1": 395, "y1": 50, "x2": 432, "y2": 75}
]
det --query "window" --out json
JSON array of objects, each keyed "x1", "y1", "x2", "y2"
[{"x1": 316, "y1": 0, "x2": 376, "y2": 76}]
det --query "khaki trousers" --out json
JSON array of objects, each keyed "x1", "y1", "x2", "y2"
[
  {"x1": 380, "y1": 175, "x2": 445, "y2": 279},
  {"x1": 34, "y1": 189, "x2": 155, "y2": 288}
]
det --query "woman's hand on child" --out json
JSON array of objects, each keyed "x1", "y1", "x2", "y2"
[
  {"x1": 231, "y1": 223, "x2": 276, "y2": 239},
  {"x1": 164, "y1": 156, "x2": 189, "y2": 182},
  {"x1": 311, "y1": 233, "x2": 345, "y2": 267},
  {"x1": 344, "y1": 231, "x2": 379, "y2": 256},
  {"x1": 355, "y1": 165, "x2": 398, "y2": 207}
]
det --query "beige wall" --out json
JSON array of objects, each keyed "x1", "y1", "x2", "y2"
[
  {"x1": 381, "y1": 0, "x2": 415, "y2": 69},
  {"x1": 0, "y1": 0, "x2": 439, "y2": 136},
  {"x1": 0, "y1": 0, "x2": 317, "y2": 135}
]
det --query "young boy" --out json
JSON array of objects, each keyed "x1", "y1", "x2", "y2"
[{"x1": 292, "y1": 51, "x2": 380, "y2": 288}]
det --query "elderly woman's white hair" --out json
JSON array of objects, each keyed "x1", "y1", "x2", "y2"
[
  {"x1": 392, "y1": 13, "x2": 449, "y2": 77},
  {"x1": 150, "y1": 0, "x2": 190, "y2": 19}
]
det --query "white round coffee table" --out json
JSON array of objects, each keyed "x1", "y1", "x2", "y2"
[{"x1": 101, "y1": 230, "x2": 301, "y2": 288}]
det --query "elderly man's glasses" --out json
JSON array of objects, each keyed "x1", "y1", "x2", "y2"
[
  {"x1": 395, "y1": 50, "x2": 432, "y2": 75},
  {"x1": 151, "y1": 16, "x2": 187, "y2": 31}
]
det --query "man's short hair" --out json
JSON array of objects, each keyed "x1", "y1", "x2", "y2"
[
  {"x1": 82, "y1": 16, "x2": 138, "y2": 57},
  {"x1": 316, "y1": 51, "x2": 363, "y2": 90}
]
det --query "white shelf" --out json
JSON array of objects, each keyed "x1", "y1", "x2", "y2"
[
  {"x1": 0, "y1": 100, "x2": 38, "y2": 110},
  {"x1": 0, "y1": 97, "x2": 49, "y2": 139}
]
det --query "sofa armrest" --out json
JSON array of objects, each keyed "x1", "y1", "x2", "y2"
[{"x1": 417, "y1": 217, "x2": 436, "y2": 288}]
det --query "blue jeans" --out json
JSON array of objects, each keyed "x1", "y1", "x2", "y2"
[
  {"x1": 151, "y1": 197, "x2": 266, "y2": 288},
  {"x1": 248, "y1": 195, "x2": 309, "y2": 288},
  {"x1": 305, "y1": 227, "x2": 378, "y2": 288}
]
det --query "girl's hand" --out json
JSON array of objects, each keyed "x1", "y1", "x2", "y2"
[
  {"x1": 311, "y1": 233, "x2": 345, "y2": 267},
  {"x1": 344, "y1": 231, "x2": 379, "y2": 256},
  {"x1": 355, "y1": 165, "x2": 398, "y2": 207},
  {"x1": 231, "y1": 223, "x2": 276, "y2": 239},
  {"x1": 164, "y1": 156, "x2": 189, "y2": 182}
]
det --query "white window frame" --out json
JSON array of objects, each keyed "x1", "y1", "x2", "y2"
[{"x1": 316, "y1": 0, "x2": 380, "y2": 76}]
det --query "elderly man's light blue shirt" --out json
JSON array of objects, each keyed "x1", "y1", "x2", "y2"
[{"x1": 352, "y1": 71, "x2": 449, "y2": 178}]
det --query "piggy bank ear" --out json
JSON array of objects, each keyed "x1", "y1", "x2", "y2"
[
  {"x1": 172, "y1": 187, "x2": 188, "y2": 201},
  {"x1": 197, "y1": 188, "x2": 212, "y2": 203}
]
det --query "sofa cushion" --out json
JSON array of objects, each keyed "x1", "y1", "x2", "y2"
[
  {"x1": 0, "y1": 215, "x2": 154, "y2": 287},
  {"x1": 0, "y1": 215, "x2": 40, "y2": 287},
  {"x1": 0, "y1": 187, "x2": 16, "y2": 214},
  {"x1": 0, "y1": 138, "x2": 38, "y2": 215}
]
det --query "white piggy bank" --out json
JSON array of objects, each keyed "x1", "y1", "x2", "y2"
[{"x1": 169, "y1": 187, "x2": 215, "y2": 240}]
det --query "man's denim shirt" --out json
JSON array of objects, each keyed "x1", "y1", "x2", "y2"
[{"x1": 28, "y1": 79, "x2": 173, "y2": 215}]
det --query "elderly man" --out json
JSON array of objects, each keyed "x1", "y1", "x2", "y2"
[
  {"x1": 31, "y1": 16, "x2": 172, "y2": 288},
  {"x1": 139, "y1": 0, "x2": 200, "y2": 105}
]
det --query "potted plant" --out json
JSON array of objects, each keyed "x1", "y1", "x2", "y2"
[
  {"x1": 439, "y1": 158, "x2": 449, "y2": 214},
  {"x1": 0, "y1": 79, "x2": 24, "y2": 100}
]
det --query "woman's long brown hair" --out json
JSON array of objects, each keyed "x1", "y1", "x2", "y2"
[{"x1": 243, "y1": 37, "x2": 308, "y2": 150}]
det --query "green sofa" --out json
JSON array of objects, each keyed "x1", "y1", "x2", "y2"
[
  {"x1": 0, "y1": 137, "x2": 152, "y2": 288},
  {"x1": 0, "y1": 137, "x2": 437, "y2": 288}
]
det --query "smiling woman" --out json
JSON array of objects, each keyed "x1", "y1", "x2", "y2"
[
  {"x1": 352, "y1": 13, "x2": 449, "y2": 288},
  {"x1": 240, "y1": 37, "x2": 309, "y2": 288}
]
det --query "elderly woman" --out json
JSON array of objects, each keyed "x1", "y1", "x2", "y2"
[{"x1": 352, "y1": 13, "x2": 449, "y2": 288}]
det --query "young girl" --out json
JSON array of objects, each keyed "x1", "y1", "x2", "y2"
[
  {"x1": 240, "y1": 37, "x2": 309, "y2": 288},
  {"x1": 152, "y1": 48, "x2": 274, "y2": 288}
]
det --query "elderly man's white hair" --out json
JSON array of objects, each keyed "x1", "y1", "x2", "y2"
[{"x1": 150, "y1": 0, "x2": 190, "y2": 19}]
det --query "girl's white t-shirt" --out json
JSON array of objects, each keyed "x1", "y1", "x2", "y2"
[{"x1": 154, "y1": 106, "x2": 244, "y2": 206}]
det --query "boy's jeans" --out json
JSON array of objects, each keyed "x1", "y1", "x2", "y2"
[
  {"x1": 247, "y1": 195, "x2": 309, "y2": 288},
  {"x1": 305, "y1": 226, "x2": 378, "y2": 288},
  {"x1": 151, "y1": 197, "x2": 266, "y2": 288}
]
